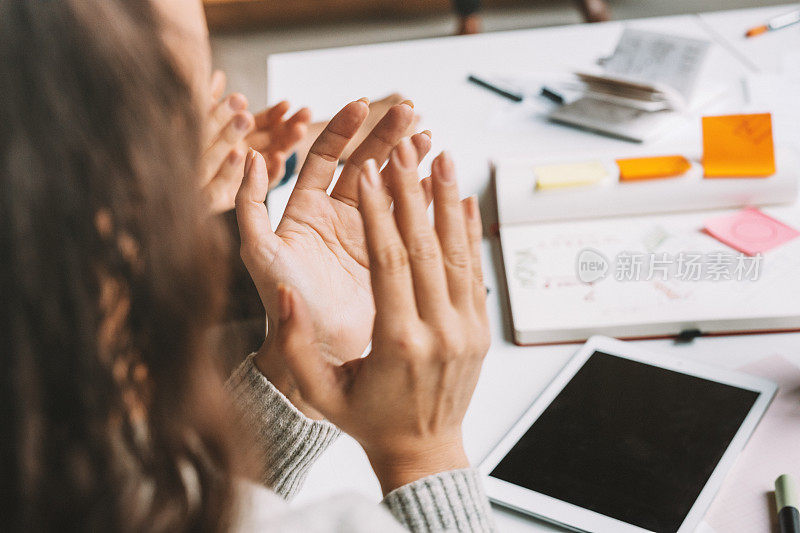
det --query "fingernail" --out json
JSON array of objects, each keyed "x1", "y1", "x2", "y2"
[
  {"x1": 278, "y1": 285, "x2": 292, "y2": 321},
  {"x1": 244, "y1": 148, "x2": 256, "y2": 175},
  {"x1": 362, "y1": 159, "x2": 380, "y2": 188},
  {"x1": 421, "y1": 129, "x2": 432, "y2": 138},
  {"x1": 392, "y1": 137, "x2": 415, "y2": 169},
  {"x1": 357, "y1": 97, "x2": 370, "y2": 105},
  {"x1": 433, "y1": 151, "x2": 453, "y2": 181},
  {"x1": 229, "y1": 94, "x2": 248, "y2": 111},
  {"x1": 400, "y1": 99, "x2": 414, "y2": 109},
  {"x1": 234, "y1": 114, "x2": 251, "y2": 131}
]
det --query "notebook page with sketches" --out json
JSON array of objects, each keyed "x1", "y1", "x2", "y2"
[
  {"x1": 703, "y1": 355, "x2": 800, "y2": 533},
  {"x1": 499, "y1": 206, "x2": 800, "y2": 344}
]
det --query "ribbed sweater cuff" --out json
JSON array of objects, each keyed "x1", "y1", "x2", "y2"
[
  {"x1": 226, "y1": 354, "x2": 341, "y2": 499},
  {"x1": 382, "y1": 468, "x2": 496, "y2": 532}
]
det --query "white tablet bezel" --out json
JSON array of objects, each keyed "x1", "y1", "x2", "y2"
[{"x1": 479, "y1": 335, "x2": 777, "y2": 533}]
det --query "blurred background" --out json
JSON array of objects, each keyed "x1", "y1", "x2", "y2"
[{"x1": 208, "y1": 0, "x2": 790, "y2": 109}]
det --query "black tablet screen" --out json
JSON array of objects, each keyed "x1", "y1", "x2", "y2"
[{"x1": 490, "y1": 351, "x2": 759, "y2": 532}]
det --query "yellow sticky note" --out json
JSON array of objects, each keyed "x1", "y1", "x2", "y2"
[
  {"x1": 617, "y1": 155, "x2": 691, "y2": 181},
  {"x1": 702, "y1": 113, "x2": 775, "y2": 178},
  {"x1": 534, "y1": 161, "x2": 607, "y2": 190}
]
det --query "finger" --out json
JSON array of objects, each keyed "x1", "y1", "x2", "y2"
[
  {"x1": 254, "y1": 100, "x2": 290, "y2": 131},
  {"x1": 201, "y1": 111, "x2": 254, "y2": 186},
  {"x1": 203, "y1": 147, "x2": 246, "y2": 214},
  {"x1": 394, "y1": 175, "x2": 431, "y2": 227},
  {"x1": 332, "y1": 101, "x2": 415, "y2": 206},
  {"x1": 431, "y1": 152, "x2": 472, "y2": 308},
  {"x1": 358, "y1": 159, "x2": 418, "y2": 320},
  {"x1": 381, "y1": 131, "x2": 432, "y2": 208},
  {"x1": 265, "y1": 151, "x2": 289, "y2": 187},
  {"x1": 288, "y1": 107, "x2": 313, "y2": 126},
  {"x1": 462, "y1": 196, "x2": 487, "y2": 317},
  {"x1": 278, "y1": 286, "x2": 346, "y2": 416},
  {"x1": 235, "y1": 150, "x2": 280, "y2": 267},
  {"x1": 273, "y1": 108, "x2": 312, "y2": 151},
  {"x1": 285, "y1": 107, "x2": 313, "y2": 132},
  {"x1": 248, "y1": 108, "x2": 310, "y2": 158},
  {"x1": 295, "y1": 98, "x2": 369, "y2": 192},
  {"x1": 210, "y1": 70, "x2": 227, "y2": 103},
  {"x1": 420, "y1": 177, "x2": 433, "y2": 207},
  {"x1": 384, "y1": 138, "x2": 449, "y2": 319},
  {"x1": 410, "y1": 130, "x2": 432, "y2": 162},
  {"x1": 208, "y1": 93, "x2": 249, "y2": 142}
]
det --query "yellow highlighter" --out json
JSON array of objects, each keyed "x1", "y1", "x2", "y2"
[{"x1": 616, "y1": 155, "x2": 691, "y2": 181}]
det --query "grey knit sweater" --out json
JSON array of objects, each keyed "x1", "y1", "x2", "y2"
[{"x1": 227, "y1": 354, "x2": 496, "y2": 532}]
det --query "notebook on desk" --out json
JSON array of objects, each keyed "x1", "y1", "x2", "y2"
[
  {"x1": 548, "y1": 28, "x2": 720, "y2": 142},
  {"x1": 493, "y1": 147, "x2": 800, "y2": 345}
]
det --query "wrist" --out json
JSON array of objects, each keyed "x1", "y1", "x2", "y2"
[
  {"x1": 367, "y1": 437, "x2": 470, "y2": 495},
  {"x1": 253, "y1": 328, "x2": 325, "y2": 420}
]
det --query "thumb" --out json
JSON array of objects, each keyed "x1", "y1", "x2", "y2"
[
  {"x1": 277, "y1": 285, "x2": 346, "y2": 417},
  {"x1": 235, "y1": 150, "x2": 280, "y2": 266}
]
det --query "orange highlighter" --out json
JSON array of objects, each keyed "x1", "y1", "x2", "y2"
[{"x1": 616, "y1": 155, "x2": 691, "y2": 181}]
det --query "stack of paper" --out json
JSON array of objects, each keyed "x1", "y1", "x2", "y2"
[{"x1": 549, "y1": 28, "x2": 712, "y2": 142}]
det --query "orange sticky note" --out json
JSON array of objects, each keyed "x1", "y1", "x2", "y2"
[
  {"x1": 617, "y1": 155, "x2": 691, "y2": 181},
  {"x1": 702, "y1": 113, "x2": 775, "y2": 178}
]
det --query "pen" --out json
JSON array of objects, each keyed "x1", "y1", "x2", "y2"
[
  {"x1": 467, "y1": 75, "x2": 524, "y2": 102},
  {"x1": 540, "y1": 86, "x2": 565, "y2": 105},
  {"x1": 745, "y1": 9, "x2": 800, "y2": 37},
  {"x1": 775, "y1": 474, "x2": 800, "y2": 533}
]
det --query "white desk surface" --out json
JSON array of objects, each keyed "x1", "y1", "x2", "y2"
[
  {"x1": 265, "y1": 6, "x2": 800, "y2": 531},
  {"x1": 698, "y1": 4, "x2": 800, "y2": 74}
]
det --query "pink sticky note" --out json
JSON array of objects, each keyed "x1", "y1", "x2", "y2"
[{"x1": 704, "y1": 207, "x2": 799, "y2": 255}]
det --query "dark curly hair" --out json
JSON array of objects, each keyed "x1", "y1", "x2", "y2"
[{"x1": 0, "y1": 1, "x2": 239, "y2": 530}]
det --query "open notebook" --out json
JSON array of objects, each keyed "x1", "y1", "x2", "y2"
[
  {"x1": 548, "y1": 29, "x2": 716, "y2": 143},
  {"x1": 494, "y1": 149, "x2": 800, "y2": 345}
]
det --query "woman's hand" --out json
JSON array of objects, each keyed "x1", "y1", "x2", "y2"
[
  {"x1": 201, "y1": 71, "x2": 255, "y2": 214},
  {"x1": 200, "y1": 70, "x2": 311, "y2": 212},
  {"x1": 236, "y1": 99, "x2": 432, "y2": 373},
  {"x1": 267, "y1": 144, "x2": 490, "y2": 494},
  {"x1": 247, "y1": 101, "x2": 312, "y2": 189}
]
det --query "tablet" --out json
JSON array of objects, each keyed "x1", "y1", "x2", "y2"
[{"x1": 480, "y1": 336, "x2": 776, "y2": 533}]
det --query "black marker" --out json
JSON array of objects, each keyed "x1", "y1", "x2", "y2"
[
  {"x1": 467, "y1": 75, "x2": 523, "y2": 102},
  {"x1": 540, "y1": 86, "x2": 565, "y2": 105}
]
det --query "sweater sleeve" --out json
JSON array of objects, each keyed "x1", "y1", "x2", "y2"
[
  {"x1": 382, "y1": 468, "x2": 496, "y2": 532},
  {"x1": 226, "y1": 353, "x2": 341, "y2": 499}
]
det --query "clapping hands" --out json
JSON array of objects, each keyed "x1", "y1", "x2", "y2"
[
  {"x1": 201, "y1": 70, "x2": 311, "y2": 213},
  {"x1": 251, "y1": 141, "x2": 490, "y2": 494},
  {"x1": 236, "y1": 99, "x2": 431, "y2": 372}
]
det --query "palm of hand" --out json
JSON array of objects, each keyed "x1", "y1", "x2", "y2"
[
  {"x1": 266, "y1": 189, "x2": 373, "y2": 362},
  {"x1": 239, "y1": 99, "x2": 425, "y2": 364}
]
